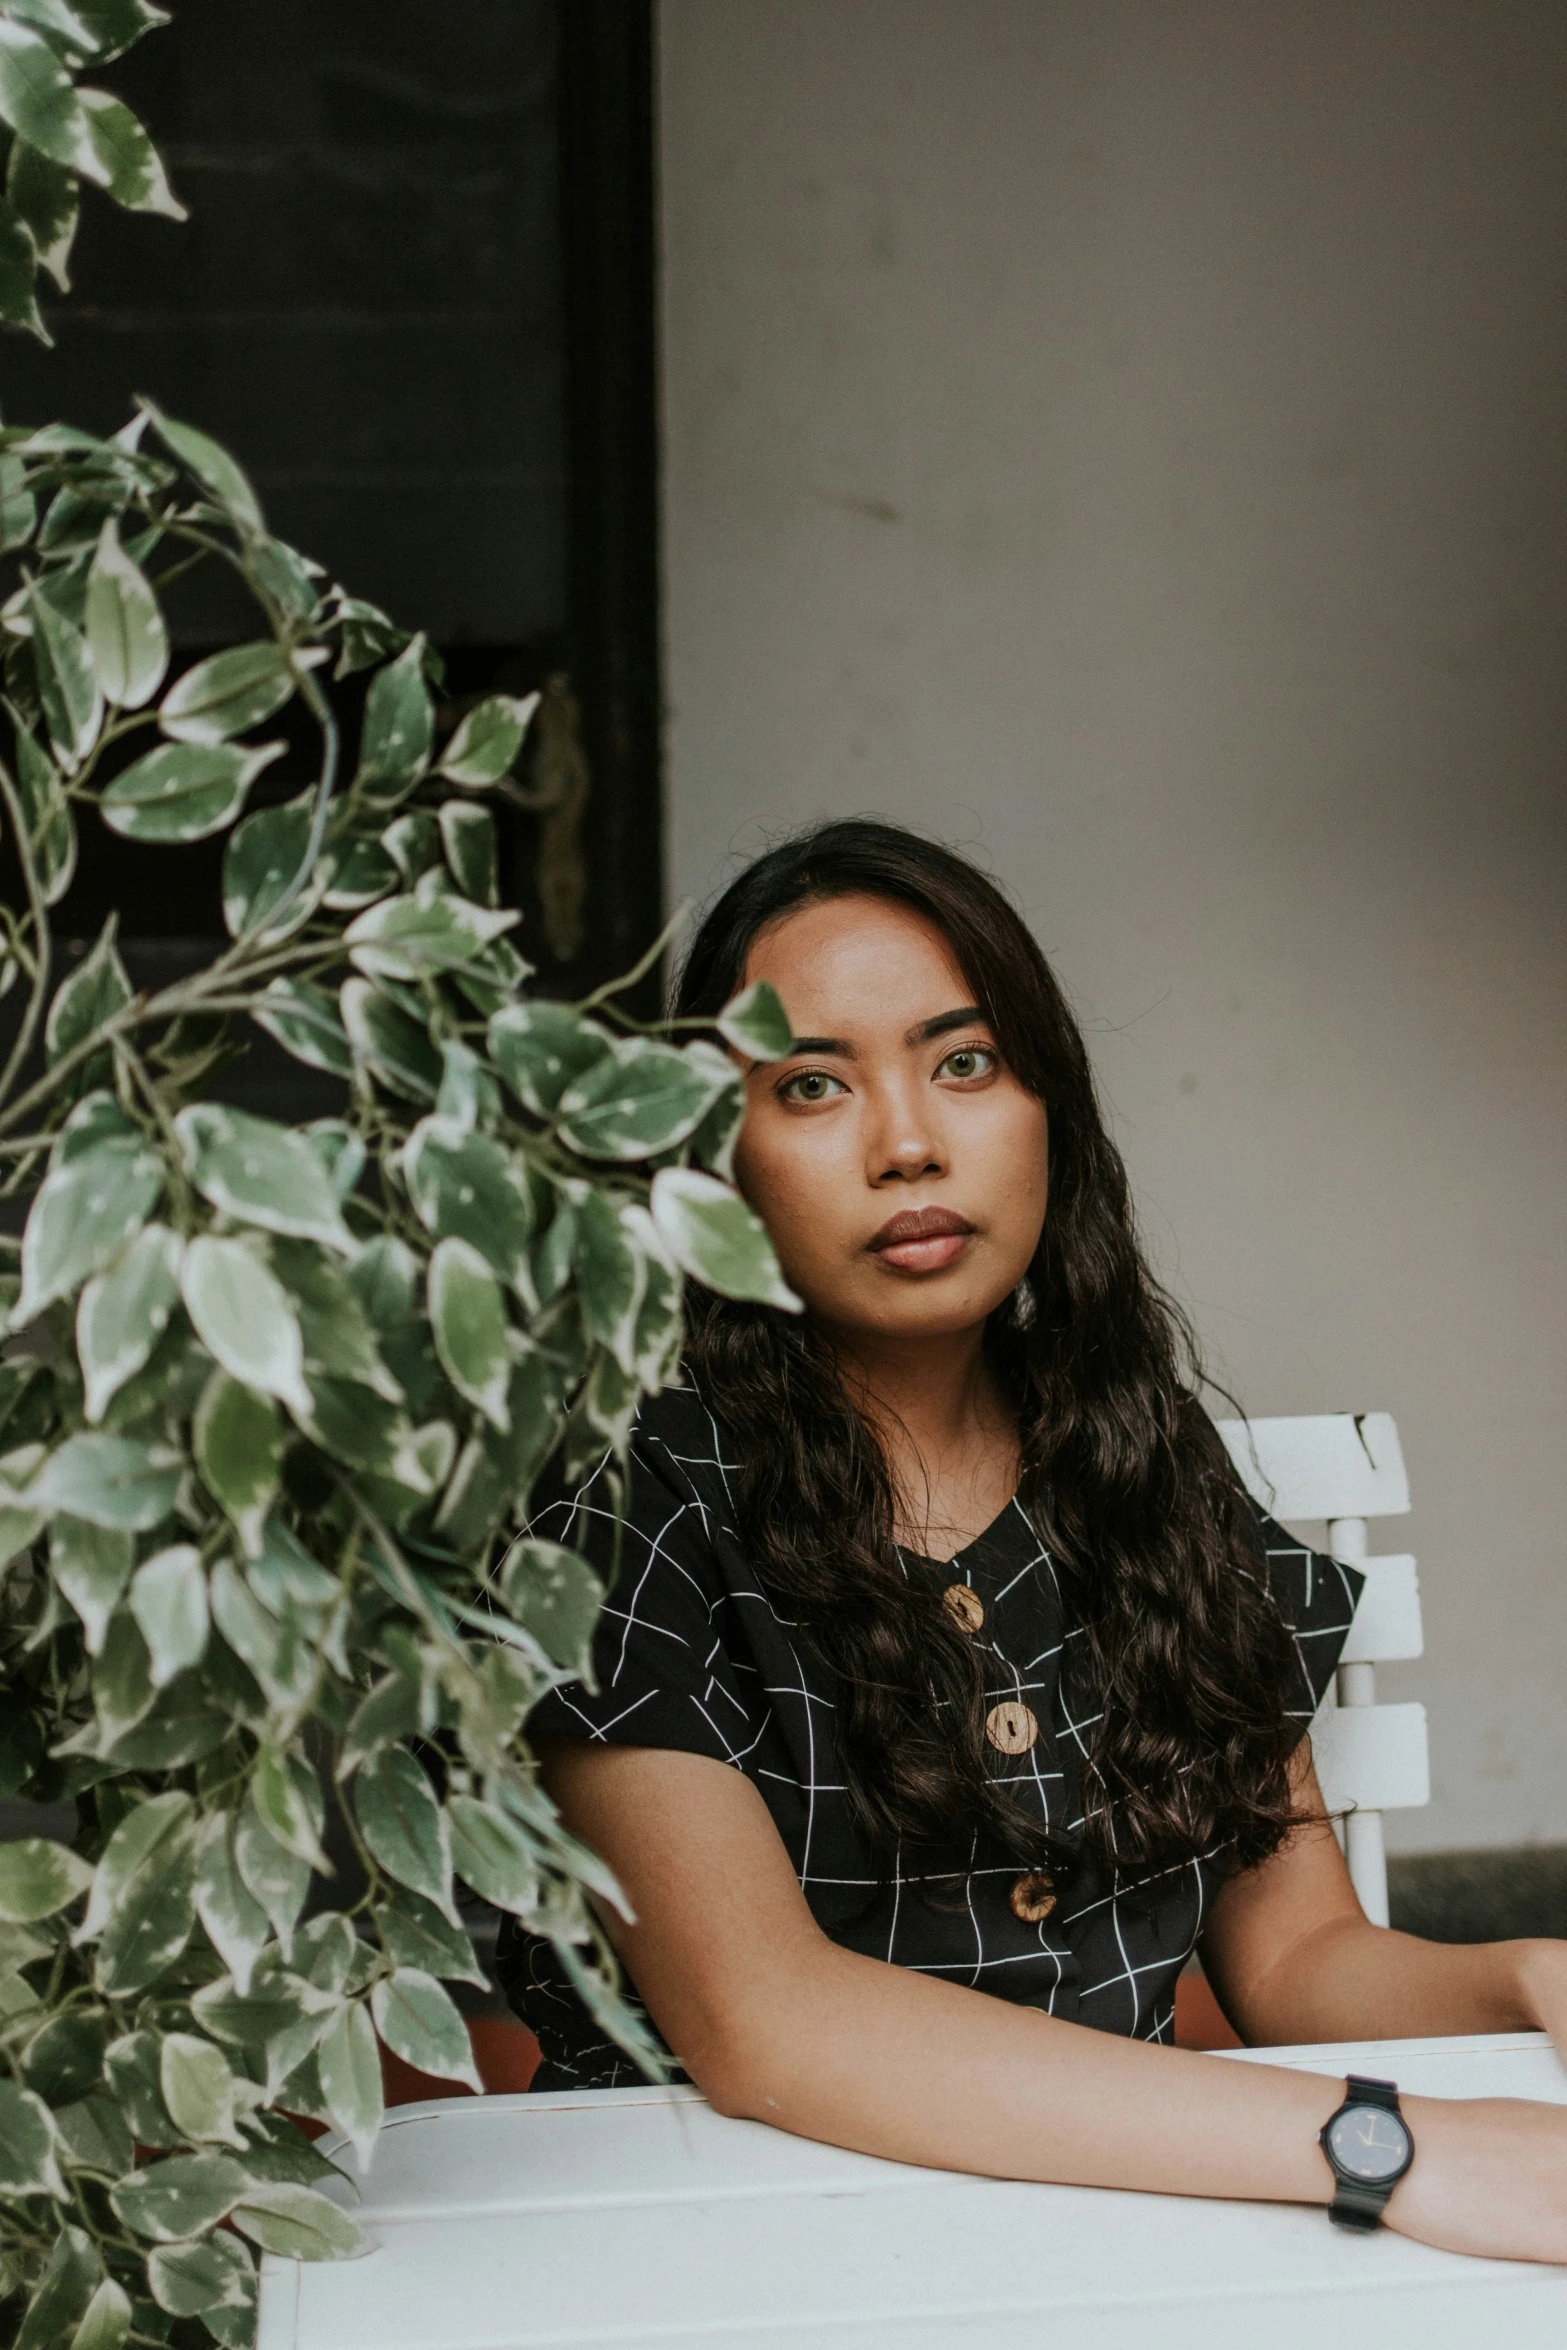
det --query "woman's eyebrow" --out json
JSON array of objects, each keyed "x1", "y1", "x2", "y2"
[
  {"x1": 784, "y1": 1034, "x2": 854, "y2": 1057},
  {"x1": 908, "y1": 1005, "x2": 986, "y2": 1045}
]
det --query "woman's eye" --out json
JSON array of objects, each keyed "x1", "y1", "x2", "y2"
[
  {"x1": 937, "y1": 1045, "x2": 996, "y2": 1082},
  {"x1": 779, "y1": 1069, "x2": 846, "y2": 1104}
]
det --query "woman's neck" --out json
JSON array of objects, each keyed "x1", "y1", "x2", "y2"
[{"x1": 824, "y1": 1322, "x2": 1021, "y2": 1562}]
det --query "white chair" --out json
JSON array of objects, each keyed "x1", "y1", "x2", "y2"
[{"x1": 1213, "y1": 1412, "x2": 1427, "y2": 1927}]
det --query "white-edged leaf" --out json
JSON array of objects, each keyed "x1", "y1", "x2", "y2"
[
  {"x1": 12, "y1": 705, "x2": 76, "y2": 903},
  {"x1": 193, "y1": 1370, "x2": 282, "y2": 1557},
  {"x1": 127, "y1": 1543, "x2": 207, "y2": 1685},
  {"x1": 369, "y1": 1967, "x2": 480, "y2": 2093},
  {"x1": 497, "y1": 1537, "x2": 604, "y2": 1677},
  {"x1": 426, "y1": 1235, "x2": 510, "y2": 1430},
  {"x1": 230, "y1": 1798, "x2": 310, "y2": 1953},
  {"x1": 29, "y1": 582, "x2": 101, "y2": 767},
  {"x1": 31, "y1": 1431, "x2": 181, "y2": 1530},
  {"x1": 716, "y1": 979, "x2": 793, "y2": 1060},
  {"x1": 0, "y1": 19, "x2": 95, "y2": 178},
  {"x1": 175, "y1": 1103, "x2": 355, "y2": 1251},
  {"x1": 344, "y1": 874, "x2": 517, "y2": 982},
  {"x1": 180, "y1": 1236, "x2": 312, "y2": 1420},
  {"x1": 7, "y1": 133, "x2": 78, "y2": 293},
  {"x1": 50, "y1": 1515, "x2": 133, "y2": 1653},
  {"x1": 14, "y1": 1130, "x2": 161, "y2": 1324},
  {"x1": 75, "y1": 1220, "x2": 182, "y2": 1421},
  {"x1": 315, "y1": 1999, "x2": 382, "y2": 2168},
  {"x1": 194, "y1": 1814, "x2": 270, "y2": 1996},
  {"x1": 487, "y1": 1000, "x2": 615, "y2": 1117},
  {"x1": 250, "y1": 975, "x2": 353, "y2": 1076},
  {"x1": 141, "y1": 400, "x2": 262, "y2": 531},
  {"x1": 0, "y1": 1836, "x2": 92, "y2": 1924},
  {"x1": 78, "y1": 86, "x2": 185, "y2": 216},
  {"x1": 66, "y1": 2276, "x2": 134, "y2": 2350},
  {"x1": 446, "y1": 1795, "x2": 540, "y2": 1919},
  {"x1": 436, "y1": 689, "x2": 536, "y2": 786},
  {"x1": 338, "y1": 975, "x2": 442, "y2": 1100},
  {"x1": 572, "y1": 1191, "x2": 645, "y2": 1374},
  {"x1": 437, "y1": 799, "x2": 498, "y2": 905},
  {"x1": 230, "y1": 2178, "x2": 372, "y2": 2261},
  {"x1": 402, "y1": 1117, "x2": 533, "y2": 1296},
  {"x1": 159, "y1": 2031, "x2": 244, "y2": 2147},
  {"x1": 353, "y1": 630, "x2": 432, "y2": 800},
  {"x1": 250, "y1": 1744, "x2": 327, "y2": 1871},
  {"x1": 557, "y1": 1039, "x2": 727, "y2": 1163},
  {"x1": 146, "y1": 2233, "x2": 254, "y2": 2327},
  {"x1": 84, "y1": 514, "x2": 167, "y2": 706},
  {"x1": 0, "y1": 2078, "x2": 66, "y2": 2197},
  {"x1": 78, "y1": 1791, "x2": 200, "y2": 1995},
  {"x1": 110, "y1": 2150, "x2": 249, "y2": 2242},
  {"x1": 221, "y1": 789, "x2": 320, "y2": 942},
  {"x1": 650, "y1": 1167, "x2": 803, "y2": 1310},
  {"x1": 352, "y1": 1747, "x2": 455, "y2": 1920},
  {"x1": 159, "y1": 640, "x2": 313, "y2": 744},
  {"x1": 101, "y1": 737, "x2": 282, "y2": 842}
]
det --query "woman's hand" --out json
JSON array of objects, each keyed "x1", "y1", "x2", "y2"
[{"x1": 1389, "y1": 2092, "x2": 1567, "y2": 2264}]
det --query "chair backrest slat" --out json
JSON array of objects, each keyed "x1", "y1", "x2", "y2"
[{"x1": 1212, "y1": 1411, "x2": 1411, "y2": 1522}]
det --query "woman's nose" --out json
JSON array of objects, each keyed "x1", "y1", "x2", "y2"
[{"x1": 867, "y1": 1079, "x2": 945, "y2": 1184}]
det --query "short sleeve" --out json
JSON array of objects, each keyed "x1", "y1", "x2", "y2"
[
  {"x1": 524, "y1": 1418, "x2": 746, "y2": 1766},
  {"x1": 1252, "y1": 1505, "x2": 1366, "y2": 1723}
]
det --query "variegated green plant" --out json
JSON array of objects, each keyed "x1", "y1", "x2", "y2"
[{"x1": 0, "y1": 218, "x2": 800, "y2": 2350}]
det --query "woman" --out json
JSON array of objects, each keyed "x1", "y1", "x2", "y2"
[{"x1": 498, "y1": 819, "x2": 1567, "y2": 2261}]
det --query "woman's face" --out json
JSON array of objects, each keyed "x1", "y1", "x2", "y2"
[{"x1": 731, "y1": 893, "x2": 1049, "y2": 1347}]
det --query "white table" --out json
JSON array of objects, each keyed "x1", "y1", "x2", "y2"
[{"x1": 258, "y1": 2033, "x2": 1567, "y2": 2350}]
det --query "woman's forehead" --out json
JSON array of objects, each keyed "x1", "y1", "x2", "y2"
[{"x1": 742, "y1": 893, "x2": 979, "y2": 1034}]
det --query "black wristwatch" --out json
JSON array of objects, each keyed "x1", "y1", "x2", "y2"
[{"x1": 1319, "y1": 2075, "x2": 1415, "y2": 2228}]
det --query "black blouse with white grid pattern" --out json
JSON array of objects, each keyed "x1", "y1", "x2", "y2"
[{"x1": 497, "y1": 1384, "x2": 1363, "y2": 2089}]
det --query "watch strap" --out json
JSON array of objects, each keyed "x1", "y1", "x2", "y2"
[
  {"x1": 1343, "y1": 2073, "x2": 1402, "y2": 2112},
  {"x1": 1322, "y1": 2075, "x2": 1411, "y2": 2230}
]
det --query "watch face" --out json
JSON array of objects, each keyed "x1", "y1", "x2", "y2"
[{"x1": 1327, "y1": 2105, "x2": 1411, "y2": 2183}]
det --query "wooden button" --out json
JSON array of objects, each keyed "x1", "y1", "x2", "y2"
[
  {"x1": 942, "y1": 1583, "x2": 984, "y2": 1634},
  {"x1": 1010, "y1": 1871, "x2": 1057, "y2": 1924},
  {"x1": 985, "y1": 1701, "x2": 1038, "y2": 1755}
]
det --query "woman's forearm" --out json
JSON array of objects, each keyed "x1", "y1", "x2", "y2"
[
  {"x1": 1221, "y1": 1913, "x2": 1547, "y2": 2049},
  {"x1": 691, "y1": 1934, "x2": 1345, "y2": 2205}
]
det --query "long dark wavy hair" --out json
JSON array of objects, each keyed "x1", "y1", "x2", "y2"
[{"x1": 675, "y1": 818, "x2": 1304, "y2": 1884}]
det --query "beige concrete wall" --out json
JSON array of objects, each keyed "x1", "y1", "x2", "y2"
[{"x1": 656, "y1": 0, "x2": 1567, "y2": 1850}]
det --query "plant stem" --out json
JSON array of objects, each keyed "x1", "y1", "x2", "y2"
[{"x1": 0, "y1": 756, "x2": 51, "y2": 1112}]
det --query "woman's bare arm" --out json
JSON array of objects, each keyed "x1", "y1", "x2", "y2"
[
  {"x1": 542, "y1": 1739, "x2": 1567, "y2": 2262},
  {"x1": 1202, "y1": 1750, "x2": 1567, "y2": 2051}
]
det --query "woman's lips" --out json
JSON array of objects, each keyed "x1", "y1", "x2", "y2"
[{"x1": 866, "y1": 1207, "x2": 976, "y2": 1274}]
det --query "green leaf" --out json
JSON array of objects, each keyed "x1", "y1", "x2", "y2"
[
  {"x1": 370, "y1": 1966, "x2": 481, "y2": 2092},
  {"x1": 43, "y1": 915, "x2": 131, "y2": 1069},
  {"x1": 382, "y1": 807, "x2": 441, "y2": 885},
  {"x1": 572, "y1": 1191, "x2": 645, "y2": 1373},
  {"x1": 180, "y1": 1236, "x2": 312, "y2": 1421},
  {"x1": 0, "y1": 20, "x2": 95, "y2": 176},
  {"x1": 13, "y1": 2224, "x2": 99, "y2": 2350},
  {"x1": 434, "y1": 1037, "x2": 501, "y2": 1131},
  {"x1": 192, "y1": 1964, "x2": 334, "y2": 2099},
  {"x1": 176, "y1": 1102, "x2": 356, "y2": 1252},
  {"x1": 111, "y1": 2150, "x2": 249, "y2": 2242},
  {"x1": 345, "y1": 874, "x2": 518, "y2": 982},
  {"x1": 487, "y1": 1000, "x2": 616, "y2": 1117},
  {"x1": 352, "y1": 1746, "x2": 455, "y2": 1919},
  {"x1": 20, "y1": 2005, "x2": 109, "y2": 2104},
  {"x1": 0, "y1": 2077, "x2": 66, "y2": 2197},
  {"x1": 339, "y1": 975, "x2": 442, "y2": 1100},
  {"x1": 221, "y1": 788, "x2": 318, "y2": 941},
  {"x1": 14, "y1": 1129, "x2": 162, "y2": 1324},
  {"x1": 147, "y1": 2234, "x2": 255, "y2": 2330},
  {"x1": 160, "y1": 639, "x2": 310, "y2": 745},
  {"x1": 127, "y1": 1542, "x2": 207, "y2": 1685},
  {"x1": 716, "y1": 978, "x2": 794, "y2": 1060},
  {"x1": 75, "y1": 1220, "x2": 182, "y2": 1422},
  {"x1": 159, "y1": 2030, "x2": 244, "y2": 2148},
  {"x1": 71, "y1": 3, "x2": 174, "y2": 66},
  {"x1": 0, "y1": 1835, "x2": 91, "y2": 1922},
  {"x1": 84, "y1": 1790, "x2": 200, "y2": 1995},
  {"x1": 50, "y1": 1515, "x2": 133, "y2": 1651},
  {"x1": 32, "y1": 1431, "x2": 181, "y2": 1530},
  {"x1": 231, "y1": 2177, "x2": 371, "y2": 2261},
  {"x1": 0, "y1": 192, "x2": 47, "y2": 340},
  {"x1": 7, "y1": 134, "x2": 76, "y2": 291},
  {"x1": 622, "y1": 1204, "x2": 684, "y2": 1386},
  {"x1": 84, "y1": 514, "x2": 167, "y2": 705},
  {"x1": 66, "y1": 2277, "x2": 133, "y2": 2350},
  {"x1": 403, "y1": 1117, "x2": 534, "y2": 1297},
  {"x1": 498, "y1": 1537, "x2": 604, "y2": 1677},
  {"x1": 250, "y1": 975, "x2": 353, "y2": 1076},
  {"x1": 194, "y1": 1813, "x2": 270, "y2": 1995},
  {"x1": 210, "y1": 1558, "x2": 316, "y2": 1724},
  {"x1": 269, "y1": 1238, "x2": 401, "y2": 1402},
  {"x1": 650, "y1": 1166, "x2": 803, "y2": 1309},
  {"x1": 354, "y1": 631, "x2": 432, "y2": 801},
  {"x1": 102, "y1": 2030, "x2": 179, "y2": 2149},
  {"x1": 12, "y1": 707, "x2": 76, "y2": 903},
  {"x1": 315, "y1": 1999, "x2": 382, "y2": 2167},
  {"x1": 250, "y1": 1743, "x2": 326, "y2": 1869},
  {"x1": 193, "y1": 1371, "x2": 282, "y2": 1557},
  {"x1": 372, "y1": 1885, "x2": 485, "y2": 1986},
  {"x1": 321, "y1": 830, "x2": 397, "y2": 910},
  {"x1": 54, "y1": 2087, "x2": 134, "y2": 2176},
  {"x1": 558, "y1": 1039, "x2": 727, "y2": 1162},
  {"x1": 446, "y1": 1795, "x2": 540, "y2": 1919},
  {"x1": 101, "y1": 736, "x2": 282, "y2": 843},
  {"x1": 231, "y1": 1796, "x2": 311, "y2": 1952},
  {"x1": 77, "y1": 85, "x2": 184, "y2": 214},
  {"x1": 438, "y1": 799, "x2": 498, "y2": 905},
  {"x1": 437, "y1": 689, "x2": 536, "y2": 786},
  {"x1": 427, "y1": 1235, "x2": 511, "y2": 1430},
  {"x1": 140, "y1": 399, "x2": 261, "y2": 528},
  {"x1": 28, "y1": 580, "x2": 101, "y2": 766},
  {"x1": 2, "y1": 2, "x2": 99, "y2": 59}
]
